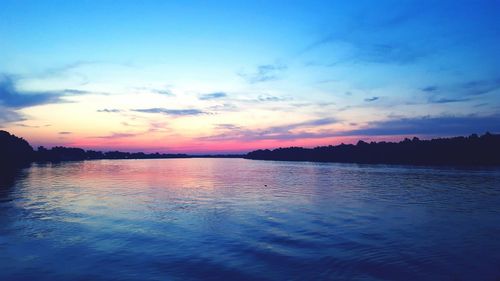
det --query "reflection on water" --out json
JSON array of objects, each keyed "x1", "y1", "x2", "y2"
[{"x1": 1, "y1": 159, "x2": 500, "y2": 280}]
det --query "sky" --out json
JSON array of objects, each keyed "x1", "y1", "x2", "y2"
[{"x1": 1, "y1": 0, "x2": 499, "y2": 153}]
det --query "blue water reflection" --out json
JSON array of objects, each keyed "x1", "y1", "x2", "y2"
[{"x1": 1, "y1": 159, "x2": 499, "y2": 280}]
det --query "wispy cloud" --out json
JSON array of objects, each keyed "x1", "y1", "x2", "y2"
[
  {"x1": 153, "y1": 89, "x2": 174, "y2": 96},
  {"x1": 134, "y1": 87, "x2": 175, "y2": 96},
  {"x1": 61, "y1": 89, "x2": 110, "y2": 96},
  {"x1": 427, "y1": 97, "x2": 470, "y2": 104},
  {"x1": 306, "y1": 38, "x2": 428, "y2": 66},
  {"x1": 0, "y1": 75, "x2": 68, "y2": 109},
  {"x1": 420, "y1": 77, "x2": 500, "y2": 104},
  {"x1": 34, "y1": 61, "x2": 134, "y2": 84},
  {"x1": 364, "y1": 97, "x2": 379, "y2": 102},
  {"x1": 39, "y1": 61, "x2": 96, "y2": 78},
  {"x1": 0, "y1": 106, "x2": 26, "y2": 124},
  {"x1": 0, "y1": 74, "x2": 99, "y2": 112},
  {"x1": 199, "y1": 92, "x2": 227, "y2": 100},
  {"x1": 61, "y1": 89, "x2": 89, "y2": 95},
  {"x1": 208, "y1": 103, "x2": 238, "y2": 112},
  {"x1": 421, "y1": 86, "x2": 437, "y2": 92},
  {"x1": 215, "y1": 124, "x2": 241, "y2": 130},
  {"x1": 58, "y1": 131, "x2": 72, "y2": 135},
  {"x1": 200, "y1": 117, "x2": 338, "y2": 141},
  {"x1": 15, "y1": 123, "x2": 40, "y2": 128},
  {"x1": 342, "y1": 114, "x2": 500, "y2": 136},
  {"x1": 257, "y1": 94, "x2": 288, "y2": 102},
  {"x1": 97, "y1": 109, "x2": 122, "y2": 113},
  {"x1": 93, "y1": 132, "x2": 139, "y2": 139},
  {"x1": 200, "y1": 114, "x2": 500, "y2": 142},
  {"x1": 132, "y1": 108, "x2": 205, "y2": 116},
  {"x1": 459, "y1": 78, "x2": 500, "y2": 96},
  {"x1": 146, "y1": 121, "x2": 170, "y2": 133},
  {"x1": 301, "y1": 5, "x2": 431, "y2": 65},
  {"x1": 238, "y1": 63, "x2": 287, "y2": 83},
  {"x1": 294, "y1": 118, "x2": 338, "y2": 127}
]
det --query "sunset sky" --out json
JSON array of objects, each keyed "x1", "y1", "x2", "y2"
[{"x1": 1, "y1": 0, "x2": 499, "y2": 153}]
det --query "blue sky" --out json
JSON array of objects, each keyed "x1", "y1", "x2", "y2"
[{"x1": 1, "y1": 0, "x2": 499, "y2": 152}]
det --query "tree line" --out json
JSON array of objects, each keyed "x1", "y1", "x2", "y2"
[
  {"x1": 2, "y1": 130, "x2": 500, "y2": 168},
  {"x1": 0, "y1": 130, "x2": 239, "y2": 169},
  {"x1": 245, "y1": 133, "x2": 500, "y2": 166}
]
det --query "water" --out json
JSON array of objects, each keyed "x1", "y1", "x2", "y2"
[{"x1": 1, "y1": 159, "x2": 499, "y2": 280}]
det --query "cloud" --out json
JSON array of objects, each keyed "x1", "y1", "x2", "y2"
[
  {"x1": 0, "y1": 106, "x2": 26, "y2": 124},
  {"x1": 257, "y1": 118, "x2": 338, "y2": 135},
  {"x1": 121, "y1": 121, "x2": 137, "y2": 127},
  {"x1": 421, "y1": 86, "x2": 438, "y2": 92},
  {"x1": 295, "y1": 118, "x2": 338, "y2": 127},
  {"x1": 356, "y1": 43, "x2": 427, "y2": 65},
  {"x1": 34, "y1": 61, "x2": 133, "y2": 83},
  {"x1": 208, "y1": 103, "x2": 238, "y2": 112},
  {"x1": 0, "y1": 75, "x2": 69, "y2": 109},
  {"x1": 200, "y1": 117, "x2": 338, "y2": 141},
  {"x1": 93, "y1": 132, "x2": 139, "y2": 139},
  {"x1": 92, "y1": 122, "x2": 171, "y2": 139},
  {"x1": 61, "y1": 89, "x2": 110, "y2": 96},
  {"x1": 199, "y1": 92, "x2": 227, "y2": 100},
  {"x1": 61, "y1": 89, "x2": 90, "y2": 95},
  {"x1": 342, "y1": 114, "x2": 500, "y2": 136},
  {"x1": 147, "y1": 122, "x2": 170, "y2": 133},
  {"x1": 29, "y1": 61, "x2": 103, "y2": 85},
  {"x1": 257, "y1": 95, "x2": 288, "y2": 102},
  {"x1": 58, "y1": 131, "x2": 72, "y2": 135},
  {"x1": 153, "y1": 89, "x2": 174, "y2": 96},
  {"x1": 132, "y1": 108, "x2": 205, "y2": 116},
  {"x1": 215, "y1": 124, "x2": 241, "y2": 130},
  {"x1": 422, "y1": 78, "x2": 500, "y2": 97},
  {"x1": 301, "y1": 5, "x2": 431, "y2": 65},
  {"x1": 309, "y1": 40, "x2": 427, "y2": 66},
  {"x1": 420, "y1": 78, "x2": 500, "y2": 104},
  {"x1": 201, "y1": 115, "x2": 500, "y2": 142},
  {"x1": 459, "y1": 78, "x2": 500, "y2": 96},
  {"x1": 238, "y1": 63, "x2": 287, "y2": 83},
  {"x1": 15, "y1": 123, "x2": 40, "y2": 128},
  {"x1": 39, "y1": 61, "x2": 95, "y2": 78},
  {"x1": 97, "y1": 109, "x2": 122, "y2": 113},
  {"x1": 0, "y1": 74, "x2": 97, "y2": 112},
  {"x1": 234, "y1": 94, "x2": 289, "y2": 105},
  {"x1": 364, "y1": 96, "x2": 379, "y2": 102},
  {"x1": 427, "y1": 97, "x2": 470, "y2": 104},
  {"x1": 133, "y1": 86, "x2": 174, "y2": 96}
]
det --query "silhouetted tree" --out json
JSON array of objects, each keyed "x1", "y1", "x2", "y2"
[
  {"x1": 0, "y1": 130, "x2": 34, "y2": 169},
  {"x1": 245, "y1": 133, "x2": 500, "y2": 166}
]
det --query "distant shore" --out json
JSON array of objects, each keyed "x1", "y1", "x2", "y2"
[
  {"x1": 245, "y1": 133, "x2": 500, "y2": 166},
  {"x1": 0, "y1": 130, "x2": 242, "y2": 169},
  {"x1": 2, "y1": 130, "x2": 500, "y2": 168}
]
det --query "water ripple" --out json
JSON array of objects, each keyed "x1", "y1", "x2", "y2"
[{"x1": 0, "y1": 159, "x2": 499, "y2": 280}]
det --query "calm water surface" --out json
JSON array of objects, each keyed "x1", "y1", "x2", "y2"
[{"x1": 0, "y1": 159, "x2": 499, "y2": 280}]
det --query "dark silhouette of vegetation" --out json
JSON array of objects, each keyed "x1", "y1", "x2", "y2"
[
  {"x1": 35, "y1": 146, "x2": 191, "y2": 161},
  {"x1": 2, "y1": 130, "x2": 500, "y2": 167},
  {"x1": 34, "y1": 147, "x2": 242, "y2": 161},
  {"x1": 0, "y1": 130, "x2": 34, "y2": 169},
  {"x1": 0, "y1": 130, "x2": 242, "y2": 166},
  {"x1": 245, "y1": 133, "x2": 500, "y2": 166}
]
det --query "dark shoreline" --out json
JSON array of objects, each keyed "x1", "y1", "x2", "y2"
[
  {"x1": 2, "y1": 130, "x2": 500, "y2": 168},
  {"x1": 244, "y1": 133, "x2": 500, "y2": 166}
]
